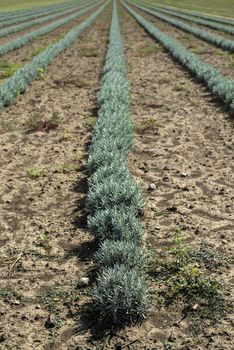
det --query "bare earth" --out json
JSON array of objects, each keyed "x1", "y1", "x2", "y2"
[{"x1": 0, "y1": 2, "x2": 233, "y2": 350}]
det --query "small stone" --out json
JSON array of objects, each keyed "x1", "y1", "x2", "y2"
[
  {"x1": 148, "y1": 183, "x2": 156, "y2": 190},
  {"x1": 35, "y1": 305, "x2": 41, "y2": 309},
  {"x1": 77, "y1": 277, "x2": 90, "y2": 288},
  {"x1": 181, "y1": 172, "x2": 188, "y2": 177}
]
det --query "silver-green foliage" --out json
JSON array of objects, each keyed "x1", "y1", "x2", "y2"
[
  {"x1": 146, "y1": 3, "x2": 234, "y2": 35},
  {"x1": 124, "y1": 3, "x2": 234, "y2": 111},
  {"x1": 93, "y1": 266, "x2": 148, "y2": 326},
  {"x1": 129, "y1": 1, "x2": 234, "y2": 52},
  {"x1": 0, "y1": 0, "x2": 80, "y2": 21},
  {"x1": 88, "y1": 205, "x2": 143, "y2": 242},
  {"x1": 86, "y1": 172, "x2": 145, "y2": 212},
  {"x1": 0, "y1": 0, "x2": 91, "y2": 38},
  {"x1": 0, "y1": 1, "x2": 101, "y2": 56},
  {"x1": 149, "y1": 2, "x2": 234, "y2": 26},
  {"x1": 94, "y1": 240, "x2": 144, "y2": 269},
  {"x1": 0, "y1": 3, "x2": 107, "y2": 109},
  {"x1": 0, "y1": 1, "x2": 81, "y2": 29},
  {"x1": 88, "y1": 1, "x2": 148, "y2": 326}
]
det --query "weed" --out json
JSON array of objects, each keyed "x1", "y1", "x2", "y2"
[
  {"x1": 80, "y1": 48, "x2": 99, "y2": 57},
  {"x1": 169, "y1": 230, "x2": 193, "y2": 269},
  {"x1": 37, "y1": 286, "x2": 81, "y2": 335},
  {"x1": 139, "y1": 43, "x2": 162, "y2": 56},
  {"x1": 180, "y1": 33, "x2": 191, "y2": 41},
  {"x1": 168, "y1": 266, "x2": 219, "y2": 300},
  {"x1": 189, "y1": 47, "x2": 203, "y2": 54},
  {"x1": 37, "y1": 234, "x2": 52, "y2": 251},
  {"x1": 62, "y1": 101, "x2": 72, "y2": 109},
  {"x1": 148, "y1": 231, "x2": 231, "y2": 331},
  {"x1": 58, "y1": 129, "x2": 74, "y2": 140},
  {"x1": 39, "y1": 289, "x2": 67, "y2": 313},
  {"x1": 190, "y1": 241, "x2": 230, "y2": 271},
  {"x1": 0, "y1": 60, "x2": 20, "y2": 79},
  {"x1": 27, "y1": 168, "x2": 44, "y2": 178},
  {"x1": 215, "y1": 49, "x2": 228, "y2": 56},
  {"x1": 0, "y1": 289, "x2": 15, "y2": 298},
  {"x1": 26, "y1": 112, "x2": 60, "y2": 132},
  {"x1": 36, "y1": 67, "x2": 44, "y2": 79},
  {"x1": 29, "y1": 46, "x2": 47, "y2": 59},
  {"x1": 55, "y1": 163, "x2": 78, "y2": 173},
  {"x1": 164, "y1": 342, "x2": 176, "y2": 350},
  {"x1": 51, "y1": 33, "x2": 65, "y2": 43},
  {"x1": 85, "y1": 116, "x2": 97, "y2": 128},
  {"x1": 174, "y1": 82, "x2": 187, "y2": 91},
  {"x1": 136, "y1": 92, "x2": 145, "y2": 105},
  {"x1": 136, "y1": 116, "x2": 161, "y2": 130},
  {"x1": 0, "y1": 289, "x2": 24, "y2": 302},
  {"x1": 228, "y1": 54, "x2": 234, "y2": 68}
]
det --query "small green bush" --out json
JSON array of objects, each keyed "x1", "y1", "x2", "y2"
[
  {"x1": 87, "y1": 205, "x2": 143, "y2": 243},
  {"x1": 94, "y1": 240, "x2": 144, "y2": 269},
  {"x1": 93, "y1": 266, "x2": 148, "y2": 326},
  {"x1": 86, "y1": 174, "x2": 145, "y2": 213}
]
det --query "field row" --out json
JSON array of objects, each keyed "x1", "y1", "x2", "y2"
[
  {"x1": 136, "y1": 0, "x2": 234, "y2": 34},
  {"x1": 0, "y1": 1, "x2": 100, "y2": 56},
  {"x1": 0, "y1": 0, "x2": 92, "y2": 38},
  {"x1": 0, "y1": 1, "x2": 233, "y2": 348},
  {"x1": 129, "y1": 1, "x2": 234, "y2": 52},
  {"x1": 0, "y1": 1, "x2": 84, "y2": 29},
  {"x1": 1, "y1": 0, "x2": 234, "y2": 112}
]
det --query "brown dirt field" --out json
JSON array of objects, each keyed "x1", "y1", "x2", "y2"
[
  {"x1": 167, "y1": 16, "x2": 234, "y2": 41},
  {"x1": 0, "y1": 1, "x2": 233, "y2": 350},
  {"x1": 130, "y1": 4, "x2": 234, "y2": 80},
  {"x1": 146, "y1": 9, "x2": 234, "y2": 40},
  {"x1": 0, "y1": 4, "x2": 111, "y2": 349},
  {"x1": 119, "y1": 3, "x2": 234, "y2": 350},
  {"x1": 0, "y1": 5, "x2": 101, "y2": 68},
  {"x1": 0, "y1": 3, "x2": 98, "y2": 46}
]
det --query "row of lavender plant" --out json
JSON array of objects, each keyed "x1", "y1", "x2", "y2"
[
  {"x1": 0, "y1": 0, "x2": 85, "y2": 28},
  {"x1": 123, "y1": 2, "x2": 234, "y2": 112},
  {"x1": 86, "y1": 0, "x2": 148, "y2": 326},
  {"x1": 138, "y1": 0, "x2": 234, "y2": 27},
  {"x1": 0, "y1": 2, "x2": 107, "y2": 109},
  {"x1": 0, "y1": 0, "x2": 102, "y2": 56},
  {"x1": 136, "y1": 1, "x2": 234, "y2": 35},
  {"x1": 0, "y1": 0, "x2": 89, "y2": 38},
  {"x1": 128, "y1": 1, "x2": 234, "y2": 52}
]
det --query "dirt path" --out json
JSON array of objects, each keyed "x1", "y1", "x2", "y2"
[
  {"x1": 130, "y1": 5, "x2": 234, "y2": 81},
  {"x1": 0, "y1": 5, "x2": 111, "y2": 349}
]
